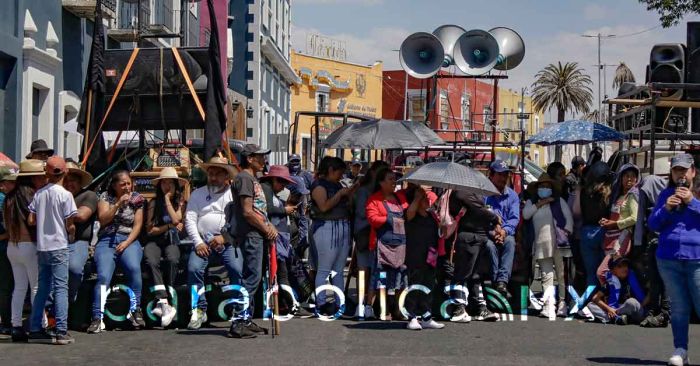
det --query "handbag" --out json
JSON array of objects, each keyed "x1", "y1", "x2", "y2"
[
  {"x1": 549, "y1": 198, "x2": 570, "y2": 248},
  {"x1": 377, "y1": 240, "x2": 406, "y2": 269}
]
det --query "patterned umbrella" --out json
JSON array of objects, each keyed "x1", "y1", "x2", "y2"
[
  {"x1": 322, "y1": 118, "x2": 445, "y2": 149},
  {"x1": 526, "y1": 119, "x2": 626, "y2": 146},
  {"x1": 0, "y1": 152, "x2": 18, "y2": 170},
  {"x1": 399, "y1": 161, "x2": 499, "y2": 196}
]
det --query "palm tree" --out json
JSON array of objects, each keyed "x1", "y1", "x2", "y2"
[
  {"x1": 531, "y1": 61, "x2": 594, "y2": 161},
  {"x1": 612, "y1": 62, "x2": 636, "y2": 89}
]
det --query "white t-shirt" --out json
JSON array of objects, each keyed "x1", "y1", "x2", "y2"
[
  {"x1": 185, "y1": 185, "x2": 233, "y2": 246},
  {"x1": 29, "y1": 183, "x2": 78, "y2": 251}
]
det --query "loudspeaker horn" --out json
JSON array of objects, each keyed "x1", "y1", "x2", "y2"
[
  {"x1": 453, "y1": 29, "x2": 500, "y2": 75},
  {"x1": 489, "y1": 27, "x2": 525, "y2": 71},
  {"x1": 399, "y1": 32, "x2": 445, "y2": 79},
  {"x1": 432, "y1": 24, "x2": 467, "y2": 67}
]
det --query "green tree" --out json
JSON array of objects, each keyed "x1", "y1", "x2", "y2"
[
  {"x1": 531, "y1": 62, "x2": 594, "y2": 161},
  {"x1": 640, "y1": 0, "x2": 700, "y2": 27}
]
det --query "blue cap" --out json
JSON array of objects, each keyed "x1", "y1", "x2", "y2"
[
  {"x1": 288, "y1": 154, "x2": 301, "y2": 163},
  {"x1": 351, "y1": 158, "x2": 362, "y2": 166},
  {"x1": 288, "y1": 176, "x2": 310, "y2": 195},
  {"x1": 671, "y1": 153, "x2": 694, "y2": 169},
  {"x1": 489, "y1": 159, "x2": 511, "y2": 173}
]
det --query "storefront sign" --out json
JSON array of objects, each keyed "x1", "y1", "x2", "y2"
[{"x1": 306, "y1": 33, "x2": 348, "y2": 61}]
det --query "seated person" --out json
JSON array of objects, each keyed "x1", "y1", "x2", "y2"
[{"x1": 586, "y1": 255, "x2": 645, "y2": 325}]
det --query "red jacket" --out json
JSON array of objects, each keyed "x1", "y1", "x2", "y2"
[{"x1": 365, "y1": 190, "x2": 410, "y2": 251}]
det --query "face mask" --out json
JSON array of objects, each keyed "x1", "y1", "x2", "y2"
[
  {"x1": 289, "y1": 164, "x2": 300, "y2": 174},
  {"x1": 538, "y1": 188, "x2": 552, "y2": 199}
]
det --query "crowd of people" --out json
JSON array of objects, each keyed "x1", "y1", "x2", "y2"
[{"x1": 0, "y1": 139, "x2": 698, "y2": 365}]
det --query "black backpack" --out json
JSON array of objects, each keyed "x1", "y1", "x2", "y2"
[{"x1": 220, "y1": 185, "x2": 240, "y2": 245}]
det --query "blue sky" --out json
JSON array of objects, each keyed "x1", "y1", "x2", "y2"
[{"x1": 291, "y1": 0, "x2": 700, "y2": 117}]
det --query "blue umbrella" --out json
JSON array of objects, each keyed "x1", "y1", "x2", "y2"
[{"x1": 526, "y1": 119, "x2": 626, "y2": 146}]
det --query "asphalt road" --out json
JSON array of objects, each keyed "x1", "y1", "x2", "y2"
[{"x1": 0, "y1": 317, "x2": 696, "y2": 366}]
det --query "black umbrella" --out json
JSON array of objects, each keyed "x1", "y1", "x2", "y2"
[{"x1": 322, "y1": 119, "x2": 445, "y2": 149}]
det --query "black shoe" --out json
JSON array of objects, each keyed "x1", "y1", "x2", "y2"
[
  {"x1": 55, "y1": 332, "x2": 75, "y2": 345},
  {"x1": 318, "y1": 302, "x2": 337, "y2": 316},
  {"x1": 496, "y1": 282, "x2": 512, "y2": 299},
  {"x1": 227, "y1": 321, "x2": 257, "y2": 339},
  {"x1": 11, "y1": 327, "x2": 28, "y2": 343},
  {"x1": 130, "y1": 308, "x2": 146, "y2": 329},
  {"x1": 28, "y1": 330, "x2": 55, "y2": 344},
  {"x1": 246, "y1": 321, "x2": 268, "y2": 335},
  {"x1": 293, "y1": 307, "x2": 314, "y2": 318},
  {"x1": 640, "y1": 313, "x2": 668, "y2": 328},
  {"x1": 614, "y1": 314, "x2": 628, "y2": 325},
  {"x1": 474, "y1": 307, "x2": 498, "y2": 322},
  {"x1": 87, "y1": 318, "x2": 104, "y2": 334},
  {"x1": 0, "y1": 326, "x2": 11, "y2": 339}
]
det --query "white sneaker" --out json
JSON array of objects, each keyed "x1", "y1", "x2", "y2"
[
  {"x1": 152, "y1": 302, "x2": 163, "y2": 317},
  {"x1": 161, "y1": 303, "x2": 177, "y2": 328},
  {"x1": 539, "y1": 299, "x2": 556, "y2": 319},
  {"x1": 668, "y1": 348, "x2": 689, "y2": 366},
  {"x1": 450, "y1": 308, "x2": 471, "y2": 323},
  {"x1": 420, "y1": 319, "x2": 445, "y2": 329},
  {"x1": 364, "y1": 305, "x2": 375, "y2": 320},
  {"x1": 407, "y1": 318, "x2": 422, "y2": 330},
  {"x1": 556, "y1": 301, "x2": 568, "y2": 317}
]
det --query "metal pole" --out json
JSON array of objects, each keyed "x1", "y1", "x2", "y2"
[
  {"x1": 403, "y1": 72, "x2": 408, "y2": 120},
  {"x1": 598, "y1": 33, "x2": 602, "y2": 123},
  {"x1": 491, "y1": 78, "x2": 499, "y2": 160}
]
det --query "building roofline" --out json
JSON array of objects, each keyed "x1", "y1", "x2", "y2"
[{"x1": 291, "y1": 50, "x2": 382, "y2": 70}]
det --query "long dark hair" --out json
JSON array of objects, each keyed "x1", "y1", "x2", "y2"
[
  {"x1": 4, "y1": 177, "x2": 36, "y2": 241},
  {"x1": 317, "y1": 156, "x2": 345, "y2": 180},
  {"x1": 373, "y1": 167, "x2": 393, "y2": 193},
  {"x1": 153, "y1": 179, "x2": 182, "y2": 225},
  {"x1": 107, "y1": 170, "x2": 131, "y2": 198},
  {"x1": 360, "y1": 160, "x2": 389, "y2": 187}
]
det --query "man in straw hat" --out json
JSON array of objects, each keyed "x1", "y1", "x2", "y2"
[
  {"x1": 185, "y1": 156, "x2": 237, "y2": 331},
  {"x1": 27, "y1": 156, "x2": 78, "y2": 345},
  {"x1": 26, "y1": 139, "x2": 54, "y2": 161},
  {"x1": 61, "y1": 159, "x2": 97, "y2": 304},
  {"x1": 0, "y1": 168, "x2": 17, "y2": 338},
  {"x1": 228, "y1": 144, "x2": 275, "y2": 338}
]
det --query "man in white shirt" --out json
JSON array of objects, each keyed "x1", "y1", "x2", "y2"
[
  {"x1": 27, "y1": 156, "x2": 77, "y2": 345},
  {"x1": 185, "y1": 157, "x2": 237, "y2": 330}
]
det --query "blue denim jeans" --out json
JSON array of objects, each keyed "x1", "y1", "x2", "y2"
[
  {"x1": 30, "y1": 248, "x2": 69, "y2": 334},
  {"x1": 187, "y1": 243, "x2": 243, "y2": 313},
  {"x1": 580, "y1": 225, "x2": 605, "y2": 288},
  {"x1": 313, "y1": 220, "x2": 350, "y2": 306},
  {"x1": 485, "y1": 235, "x2": 516, "y2": 284},
  {"x1": 657, "y1": 258, "x2": 700, "y2": 351},
  {"x1": 69, "y1": 240, "x2": 89, "y2": 303},
  {"x1": 92, "y1": 234, "x2": 143, "y2": 320}
]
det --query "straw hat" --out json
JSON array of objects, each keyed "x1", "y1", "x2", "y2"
[
  {"x1": 197, "y1": 156, "x2": 238, "y2": 179},
  {"x1": 62, "y1": 160, "x2": 92, "y2": 187},
  {"x1": 0, "y1": 167, "x2": 17, "y2": 182},
  {"x1": 527, "y1": 173, "x2": 560, "y2": 196},
  {"x1": 16, "y1": 159, "x2": 45, "y2": 177},
  {"x1": 151, "y1": 167, "x2": 188, "y2": 187}
]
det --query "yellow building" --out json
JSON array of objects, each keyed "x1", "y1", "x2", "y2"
[
  {"x1": 290, "y1": 50, "x2": 382, "y2": 169},
  {"x1": 497, "y1": 88, "x2": 546, "y2": 167}
]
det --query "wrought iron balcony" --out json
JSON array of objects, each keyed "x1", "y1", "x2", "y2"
[
  {"x1": 62, "y1": 0, "x2": 116, "y2": 20},
  {"x1": 148, "y1": 0, "x2": 175, "y2": 34},
  {"x1": 107, "y1": 0, "x2": 150, "y2": 42}
]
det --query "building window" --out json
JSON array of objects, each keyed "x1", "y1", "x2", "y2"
[
  {"x1": 32, "y1": 87, "x2": 47, "y2": 141},
  {"x1": 262, "y1": 67, "x2": 267, "y2": 93},
  {"x1": 461, "y1": 93, "x2": 470, "y2": 130},
  {"x1": 535, "y1": 115, "x2": 540, "y2": 132},
  {"x1": 439, "y1": 90, "x2": 449, "y2": 129},
  {"x1": 408, "y1": 95, "x2": 426, "y2": 122},
  {"x1": 316, "y1": 91, "x2": 329, "y2": 112},
  {"x1": 483, "y1": 105, "x2": 492, "y2": 126},
  {"x1": 277, "y1": 78, "x2": 281, "y2": 108}
]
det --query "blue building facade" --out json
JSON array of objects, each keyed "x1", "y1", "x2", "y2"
[{"x1": 229, "y1": 0, "x2": 299, "y2": 164}]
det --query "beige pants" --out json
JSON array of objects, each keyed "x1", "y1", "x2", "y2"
[{"x1": 537, "y1": 251, "x2": 566, "y2": 302}]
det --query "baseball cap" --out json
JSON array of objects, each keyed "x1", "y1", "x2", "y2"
[
  {"x1": 571, "y1": 156, "x2": 586, "y2": 168},
  {"x1": 489, "y1": 159, "x2": 511, "y2": 173},
  {"x1": 241, "y1": 144, "x2": 271, "y2": 157},
  {"x1": 46, "y1": 156, "x2": 67, "y2": 176},
  {"x1": 351, "y1": 158, "x2": 362, "y2": 166},
  {"x1": 288, "y1": 154, "x2": 301, "y2": 162},
  {"x1": 670, "y1": 153, "x2": 694, "y2": 169}
]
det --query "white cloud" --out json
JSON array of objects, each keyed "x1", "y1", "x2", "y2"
[{"x1": 583, "y1": 3, "x2": 607, "y2": 21}]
